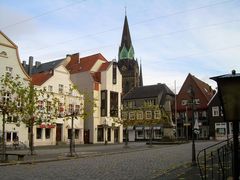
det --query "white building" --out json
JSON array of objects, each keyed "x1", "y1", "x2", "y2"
[
  {"x1": 0, "y1": 31, "x2": 30, "y2": 147},
  {"x1": 28, "y1": 62, "x2": 84, "y2": 146},
  {"x1": 66, "y1": 53, "x2": 123, "y2": 144}
]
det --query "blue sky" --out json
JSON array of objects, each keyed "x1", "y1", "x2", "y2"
[{"x1": 1, "y1": 0, "x2": 240, "y2": 92}]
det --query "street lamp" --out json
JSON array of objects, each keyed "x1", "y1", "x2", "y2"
[
  {"x1": 69, "y1": 111, "x2": 76, "y2": 157},
  {"x1": 188, "y1": 86, "x2": 196, "y2": 165},
  {"x1": 211, "y1": 70, "x2": 240, "y2": 179},
  {"x1": 104, "y1": 118, "x2": 108, "y2": 145}
]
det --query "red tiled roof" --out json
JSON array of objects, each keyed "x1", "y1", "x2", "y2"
[
  {"x1": 31, "y1": 71, "x2": 53, "y2": 86},
  {"x1": 176, "y1": 73, "x2": 214, "y2": 111},
  {"x1": 191, "y1": 74, "x2": 214, "y2": 101},
  {"x1": 91, "y1": 72, "x2": 101, "y2": 83},
  {"x1": 98, "y1": 62, "x2": 110, "y2": 72},
  {"x1": 66, "y1": 53, "x2": 108, "y2": 74}
]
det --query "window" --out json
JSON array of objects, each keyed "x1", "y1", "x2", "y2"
[
  {"x1": 145, "y1": 111, "x2": 152, "y2": 119},
  {"x1": 202, "y1": 111, "x2": 207, "y2": 118},
  {"x1": 5, "y1": 66, "x2": 13, "y2": 76},
  {"x1": 2, "y1": 92, "x2": 10, "y2": 105},
  {"x1": 38, "y1": 100, "x2": 44, "y2": 111},
  {"x1": 194, "y1": 99, "x2": 200, "y2": 105},
  {"x1": 181, "y1": 100, "x2": 188, "y2": 106},
  {"x1": 48, "y1": 85, "x2": 53, "y2": 92},
  {"x1": 12, "y1": 132, "x2": 17, "y2": 141},
  {"x1": 97, "y1": 127, "x2": 104, "y2": 142},
  {"x1": 101, "y1": 90, "x2": 107, "y2": 116},
  {"x1": 137, "y1": 130, "x2": 144, "y2": 137},
  {"x1": 145, "y1": 130, "x2": 149, "y2": 138},
  {"x1": 137, "y1": 111, "x2": 143, "y2": 120},
  {"x1": 129, "y1": 112, "x2": 135, "y2": 120},
  {"x1": 69, "y1": 84, "x2": 73, "y2": 95},
  {"x1": 58, "y1": 103, "x2": 64, "y2": 113},
  {"x1": 107, "y1": 128, "x2": 111, "y2": 141},
  {"x1": 12, "y1": 116, "x2": 18, "y2": 123},
  {"x1": 46, "y1": 101, "x2": 52, "y2": 113},
  {"x1": 110, "y1": 92, "x2": 118, "y2": 117},
  {"x1": 68, "y1": 104, "x2": 73, "y2": 114},
  {"x1": 75, "y1": 129, "x2": 79, "y2": 139},
  {"x1": 144, "y1": 99, "x2": 156, "y2": 106},
  {"x1": 6, "y1": 132, "x2": 11, "y2": 142},
  {"x1": 154, "y1": 110, "x2": 161, "y2": 119},
  {"x1": 36, "y1": 128, "x2": 42, "y2": 139},
  {"x1": 122, "y1": 112, "x2": 128, "y2": 120},
  {"x1": 7, "y1": 116, "x2": 12, "y2": 123},
  {"x1": 68, "y1": 129, "x2": 72, "y2": 139},
  {"x1": 127, "y1": 101, "x2": 134, "y2": 108},
  {"x1": 112, "y1": 63, "x2": 117, "y2": 84},
  {"x1": 194, "y1": 112, "x2": 198, "y2": 119},
  {"x1": 7, "y1": 116, "x2": 18, "y2": 123},
  {"x1": 58, "y1": 84, "x2": 64, "y2": 94},
  {"x1": 75, "y1": 105, "x2": 80, "y2": 114},
  {"x1": 154, "y1": 129, "x2": 162, "y2": 137},
  {"x1": 45, "y1": 128, "x2": 51, "y2": 139},
  {"x1": 212, "y1": 106, "x2": 219, "y2": 117}
]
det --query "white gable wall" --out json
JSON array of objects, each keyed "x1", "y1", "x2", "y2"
[{"x1": 0, "y1": 32, "x2": 29, "y2": 147}]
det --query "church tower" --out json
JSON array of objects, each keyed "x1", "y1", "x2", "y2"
[{"x1": 118, "y1": 14, "x2": 143, "y2": 96}]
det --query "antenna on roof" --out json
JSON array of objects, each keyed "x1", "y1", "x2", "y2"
[{"x1": 124, "y1": 6, "x2": 127, "y2": 16}]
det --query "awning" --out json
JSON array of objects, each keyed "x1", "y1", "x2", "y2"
[
  {"x1": 135, "y1": 126, "x2": 143, "y2": 130},
  {"x1": 124, "y1": 126, "x2": 134, "y2": 130},
  {"x1": 39, "y1": 124, "x2": 55, "y2": 128},
  {"x1": 153, "y1": 126, "x2": 161, "y2": 130}
]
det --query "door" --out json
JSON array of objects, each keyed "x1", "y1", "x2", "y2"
[
  {"x1": 84, "y1": 130, "x2": 90, "y2": 144},
  {"x1": 56, "y1": 124, "x2": 62, "y2": 142},
  {"x1": 114, "y1": 128, "x2": 119, "y2": 143}
]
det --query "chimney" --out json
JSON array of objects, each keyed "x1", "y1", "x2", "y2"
[
  {"x1": 28, "y1": 56, "x2": 34, "y2": 75},
  {"x1": 35, "y1": 61, "x2": 41, "y2": 68}
]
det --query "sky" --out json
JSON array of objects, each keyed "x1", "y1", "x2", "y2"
[{"x1": 1, "y1": 0, "x2": 240, "y2": 92}]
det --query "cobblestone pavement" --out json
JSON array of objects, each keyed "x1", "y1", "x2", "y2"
[{"x1": 0, "y1": 141, "x2": 218, "y2": 180}]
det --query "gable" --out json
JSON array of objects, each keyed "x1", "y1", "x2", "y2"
[
  {"x1": 0, "y1": 31, "x2": 30, "y2": 80},
  {"x1": 0, "y1": 31, "x2": 16, "y2": 48}
]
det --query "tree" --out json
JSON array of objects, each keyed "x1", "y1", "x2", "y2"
[
  {"x1": 116, "y1": 103, "x2": 172, "y2": 147},
  {"x1": 0, "y1": 74, "x2": 60, "y2": 156},
  {"x1": 0, "y1": 74, "x2": 27, "y2": 161}
]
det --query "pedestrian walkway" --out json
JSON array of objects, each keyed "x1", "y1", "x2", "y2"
[
  {"x1": 0, "y1": 142, "x2": 156, "y2": 166},
  {"x1": 155, "y1": 163, "x2": 202, "y2": 180}
]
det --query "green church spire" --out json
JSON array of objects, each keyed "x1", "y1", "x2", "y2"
[{"x1": 118, "y1": 15, "x2": 135, "y2": 61}]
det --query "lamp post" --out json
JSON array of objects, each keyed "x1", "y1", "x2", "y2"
[
  {"x1": 211, "y1": 70, "x2": 240, "y2": 179},
  {"x1": 69, "y1": 111, "x2": 75, "y2": 157},
  {"x1": 188, "y1": 86, "x2": 196, "y2": 165},
  {"x1": 104, "y1": 119, "x2": 108, "y2": 145}
]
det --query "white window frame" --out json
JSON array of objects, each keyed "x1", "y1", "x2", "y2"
[
  {"x1": 48, "y1": 85, "x2": 53, "y2": 92},
  {"x1": 58, "y1": 84, "x2": 64, "y2": 94},
  {"x1": 5, "y1": 66, "x2": 13, "y2": 76},
  {"x1": 154, "y1": 110, "x2": 161, "y2": 119},
  {"x1": 137, "y1": 111, "x2": 143, "y2": 120},
  {"x1": 122, "y1": 112, "x2": 128, "y2": 120},
  {"x1": 212, "y1": 106, "x2": 219, "y2": 117},
  {"x1": 129, "y1": 112, "x2": 135, "y2": 120},
  {"x1": 181, "y1": 100, "x2": 187, "y2": 106},
  {"x1": 145, "y1": 111, "x2": 152, "y2": 120}
]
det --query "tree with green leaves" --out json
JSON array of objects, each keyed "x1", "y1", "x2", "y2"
[
  {"x1": 0, "y1": 74, "x2": 60, "y2": 157},
  {"x1": 116, "y1": 103, "x2": 173, "y2": 147},
  {"x1": 0, "y1": 74, "x2": 26, "y2": 161}
]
